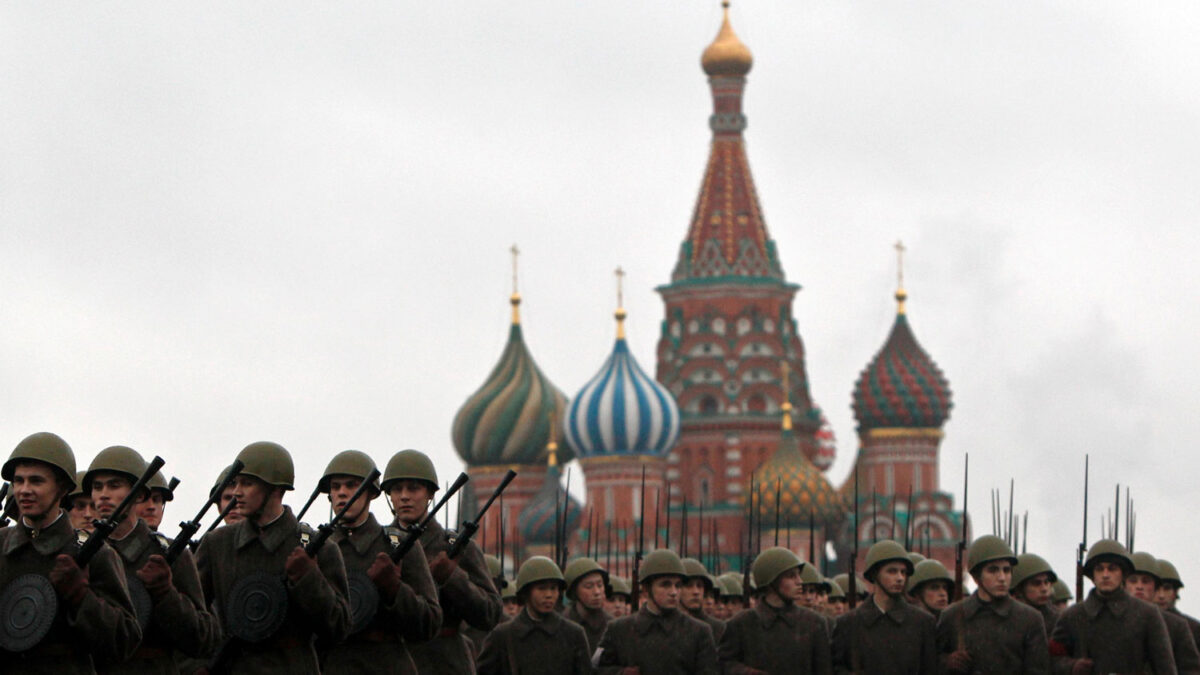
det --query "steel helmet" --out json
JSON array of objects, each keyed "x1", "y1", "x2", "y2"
[
  {"x1": 515, "y1": 556, "x2": 565, "y2": 595},
  {"x1": 608, "y1": 576, "x2": 631, "y2": 598},
  {"x1": 863, "y1": 540, "x2": 912, "y2": 582},
  {"x1": 967, "y1": 535, "x2": 1018, "y2": 574},
  {"x1": 83, "y1": 446, "x2": 149, "y2": 496},
  {"x1": 1052, "y1": 578, "x2": 1073, "y2": 602},
  {"x1": 752, "y1": 547, "x2": 805, "y2": 588},
  {"x1": 3, "y1": 432, "x2": 76, "y2": 490},
  {"x1": 319, "y1": 450, "x2": 381, "y2": 495},
  {"x1": 380, "y1": 449, "x2": 439, "y2": 493},
  {"x1": 146, "y1": 471, "x2": 175, "y2": 502},
  {"x1": 828, "y1": 577, "x2": 846, "y2": 600},
  {"x1": 1130, "y1": 552, "x2": 1161, "y2": 584},
  {"x1": 1083, "y1": 539, "x2": 1134, "y2": 578},
  {"x1": 501, "y1": 579, "x2": 518, "y2": 601},
  {"x1": 908, "y1": 552, "x2": 927, "y2": 565},
  {"x1": 563, "y1": 557, "x2": 609, "y2": 597},
  {"x1": 681, "y1": 558, "x2": 715, "y2": 592},
  {"x1": 718, "y1": 573, "x2": 744, "y2": 598},
  {"x1": 63, "y1": 471, "x2": 89, "y2": 502},
  {"x1": 907, "y1": 559, "x2": 953, "y2": 594},
  {"x1": 1011, "y1": 553, "x2": 1057, "y2": 589},
  {"x1": 1158, "y1": 559, "x2": 1184, "y2": 588},
  {"x1": 638, "y1": 549, "x2": 687, "y2": 584},
  {"x1": 235, "y1": 441, "x2": 295, "y2": 490}
]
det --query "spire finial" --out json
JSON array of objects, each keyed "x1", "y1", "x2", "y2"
[
  {"x1": 510, "y1": 244, "x2": 522, "y2": 324},
  {"x1": 547, "y1": 408, "x2": 559, "y2": 468},
  {"x1": 894, "y1": 240, "x2": 908, "y2": 315},
  {"x1": 614, "y1": 266, "x2": 628, "y2": 339},
  {"x1": 780, "y1": 360, "x2": 793, "y2": 431}
]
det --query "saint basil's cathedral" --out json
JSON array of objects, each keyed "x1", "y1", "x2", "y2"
[{"x1": 449, "y1": 4, "x2": 964, "y2": 580}]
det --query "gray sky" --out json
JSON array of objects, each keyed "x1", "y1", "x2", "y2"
[{"x1": 4, "y1": 2, "x2": 1199, "y2": 608}]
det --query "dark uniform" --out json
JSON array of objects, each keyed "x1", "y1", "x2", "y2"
[
  {"x1": 408, "y1": 518, "x2": 501, "y2": 675},
  {"x1": 196, "y1": 507, "x2": 351, "y2": 674},
  {"x1": 831, "y1": 598, "x2": 937, "y2": 675},
  {"x1": 566, "y1": 601, "x2": 611, "y2": 655},
  {"x1": 476, "y1": 608, "x2": 593, "y2": 675},
  {"x1": 321, "y1": 514, "x2": 442, "y2": 675},
  {"x1": 1049, "y1": 587, "x2": 1176, "y2": 674},
  {"x1": 1160, "y1": 605, "x2": 1200, "y2": 675},
  {"x1": 717, "y1": 599, "x2": 833, "y2": 675},
  {"x1": 688, "y1": 604, "x2": 726, "y2": 643},
  {"x1": 0, "y1": 512, "x2": 142, "y2": 673},
  {"x1": 935, "y1": 592, "x2": 1049, "y2": 674},
  {"x1": 101, "y1": 519, "x2": 219, "y2": 673},
  {"x1": 595, "y1": 605, "x2": 719, "y2": 675},
  {"x1": 1033, "y1": 602, "x2": 1059, "y2": 638},
  {"x1": 1171, "y1": 608, "x2": 1200, "y2": 660}
]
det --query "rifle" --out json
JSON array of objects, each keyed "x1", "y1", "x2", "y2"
[
  {"x1": 449, "y1": 469, "x2": 516, "y2": 559},
  {"x1": 294, "y1": 483, "x2": 322, "y2": 523},
  {"x1": 903, "y1": 485, "x2": 915, "y2": 550},
  {"x1": 1076, "y1": 455, "x2": 1089, "y2": 603},
  {"x1": 0, "y1": 482, "x2": 9, "y2": 528},
  {"x1": 391, "y1": 472, "x2": 469, "y2": 563},
  {"x1": 165, "y1": 460, "x2": 244, "y2": 563},
  {"x1": 953, "y1": 453, "x2": 968, "y2": 602},
  {"x1": 630, "y1": 466, "x2": 646, "y2": 608},
  {"x1": 304, "y1": 468, "x2": 381, "y2": 557},
  {"x1": 166, "y1": 477, "x2": 181, "y2": 499},
  {"x1": 78, "y1": 456, "x2": 165, "y2": 566},
  {"x1": 774, "y1": 479, "x2": 782, "y2": 547},
  {"x1": 849, "y1": 463, "x2": 859, "y2": 609}
]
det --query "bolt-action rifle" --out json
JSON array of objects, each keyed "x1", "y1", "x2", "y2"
[
  {"x1": 953, "y1": 454, "x2": 968, "y2": 602},
  {"x1": 630, "y1": 466, "x2": 646, "y2": 607},
  {"x1": 304, "y1": 469, "x2": 381, "y2": 556},
  {"x1": 1076, "y1": 455, "x2": 1089, "y2": 602}
]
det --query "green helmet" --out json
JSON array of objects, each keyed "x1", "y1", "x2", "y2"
[
  {"x1": 908, "y1": 552, "x2": 927, "y2": 565},
  {"x1": 907, "y1": 558, "x2": 953, "y2": 594},
  {"x1": 83, "y1": 445, "x2": 148, "y2": 496},
  {"x1": 380, "y1": 449, "x2": 439, "y2": 493},
  {"x1": 64, "y1": 471, "x2": 89, "y2": 502},
  {"x1": 147, "y1": 471, "x2": 175, "y2": 501},
  {"x1": 3, "y1": 432, "x2": 77, "y2": 490},
  {"x1": 501, "y1": 578, "x2": 518, "y2": 601},
  {"x1": 800, "y1": 562, "x2": 826, "y2": 588},
  {"x1": 1011, "y1": 553, "x2": 1057, "y2": 589},
  {"x1": 718, "y1": 572, "x2": 744, "y2": 598},
  {"x1": 863, "y1": 540, "x2": 913, "y2": 582},
  {"x1": 752, "y1": 547, "x2": 804, "y2": 588},
  {"x1": 639, "y1": 549, "x2": 687, "y2": 584},
  {"x1": 967, "y1": 535, "x2": 1018, "y2": 574},
  {"x1": 827, "y1": 578, "x2": 846, "y2": 600},
  {"x1": 319, "y1": 450, "x2": 381, "y2": 494},
  {"x1": 235, "y1": 441, "x2": 295, "y2": 490},
  {"x1": 681, "y1": 558, "x2": 714, "y2": 591},
  {"x1": 211, "y1": 464, "x2": 237, "y2": 498},
  {"x1": 1158, "y1": 559, "x2": 1183, "y2": 588},
  {"x1": 484, "y1": 554, "x2": 504, "y2": 580},
  {"x1": 1052, "y1": 578, "x2": 1073, "y2": 602},
  {"x1": 1130, "y1": 552, "x2": 1161, "y2": 584},
  {"x1": 608, "y1": 576, "x2": 631, "y2": 598},
  {"x1": 516, "y1": 556, "x2": 565, "y2": 594},
  {"x1": 564, "y1": 557, "x2": 609, "y2": 597},
  {"x1": 1083, "y1": 539, "x2": 1134, "y2": 578}
]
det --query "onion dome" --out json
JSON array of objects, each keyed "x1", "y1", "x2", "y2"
[
  {"x1": 852, "y1": 284, "x2": 952, "y2": 431},
  {"x1": 812, "y1": 408, "x2": 836, "y2": 472},
  {"x1": 564, "y1": 273, "x2": 681, "y2": 458},
  {"x1": 702, "y1": 2, "x2": 753, "y2": 77},
  {"x1": 452, "y1": 263, "x2": 571, "y2": 466},
  {"x1": 517, "y1": 441, "x2": 582, "y2": 546}
]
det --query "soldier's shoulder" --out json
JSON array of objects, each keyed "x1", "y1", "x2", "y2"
[
  {"x1": 560, "y1": 614, "x2": 590, "y2": 641},
  {"x1": 796, "y1": 604, "x2": 828, "y2": 626},
  {"x1": 1008, "y1": 598, "x2": 1046, "y2": 625}
]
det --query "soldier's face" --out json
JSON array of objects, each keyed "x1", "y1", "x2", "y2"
[
  {"x1": 1156, "y1": 585, "x2": 1179, "y2": 609},
  {"x1": 503, "y1": 598, "x2": 521, "y2": 617},
  {"x1": 12, "y1": 463, "x2": 68, "y2": 524},
  {"x1": 828, "y1": 598, "x2": 848, "y2": 616},
  {"x1": 647, "y1": 576, "x2": 682, "y2": 610},
  {"x1": 919, "y1": 581, "x2": 951, "y2": 610},
  {"x1": 1018, "y1": 573, "x2": 1054, "y2": 606},
  {"x1": 1092, "y1": 561, "x2": 1125, "y2": 593},
  {"x1": 703, "y1": 593, "x2": 717, "y2": 615},
  {"x1": 91, "y1": 472, "x2": 141, "y2": 520},
  {"x1": 231, "y1": 475, "x2": 271, "y2": 519},
  {"x1": 801, "y1": 584, "x2": 822, "y2": 608},
  {"x1": 67, "y1": 495, "x2": 96, "y2": 532},
  {"x1": 975, "y1": 561, "x2": 1012, "y2": 600},
  {"x1": 874, "y1": 562, "x2": 909, "y2": 597},
  {"x1": 136, "y1": 492, "x2": 166, "y2": 529},
  {"x1": 575, "y1": 572, "x2": 607, "y2": 610},
  {"x1": 1125, "y1": 572, "x2": 1158, "y2": 602},
  {"x1": 681, "y1": 577, "x2": 706, "y2": 610},
  {"x1": 328, "y1": 475, "x2": 374, "y2": 525},
  {"x1": 220, "y1": 484, "x2": 244, "y2": 524},
  {"x1": 525, "y1": 581, "x2": 561, "y2": 616},
  {"x1": 388, "y1": 480, "x2": 433, "y2": 525},
  {"x1": 771, "y1": 567, "x2": 803, "y2": 605}
]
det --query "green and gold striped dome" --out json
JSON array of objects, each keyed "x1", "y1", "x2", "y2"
[{"x1": 753, "y1": 427, "x2": 843, "y2": 525}]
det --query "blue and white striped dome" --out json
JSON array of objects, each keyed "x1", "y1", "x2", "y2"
[{"x1": 564, "y1": 334, "x2": 681, "y2": 457}]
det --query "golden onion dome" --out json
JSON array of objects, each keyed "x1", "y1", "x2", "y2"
[{"x1": 701, "y1": 2, "x2": 753, "y2": 77}]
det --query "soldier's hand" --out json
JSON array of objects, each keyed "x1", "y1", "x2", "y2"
[
  {"x1": 1070, "y1": 658, "x2": 1094, "y2": 675},
  {"x1": 285, "y1": 546, "x2": 317, "y2": 584},
  {"x1": 367, "y1": 552, "x2": 402, "y2": 601},
  {"x1": 137, "y1": 554, "x2": 174, "y2": 598},
  {"x1": 428, "y1": 551, "x2": 459, "y2": 585},
  {"x1": 944, "y1": 649, "x2": 973, "y2": 674},
  {"x1": 49, "y1": 554, "x2": 90, "y2": 606}
]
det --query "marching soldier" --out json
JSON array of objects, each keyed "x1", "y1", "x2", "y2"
[
  {"x1": 717, "y1": 546, "x2": 833, "y2": 675},
  {"x1": 476, "y1": 556, "x2": 593, "y2": 675},
  {"x1": 605, "y1": 576, "x2": 631, "y2": 618},
  {"x1": 718, "y1": 572, "x2": 749, "y2": 618},
  {"x1": 935, "y1": 535, "x2": 1049, "y2": 675},
  {"x1": 0, "y1": 432, "x2": 142, "y2": 672},
  {"x1": 563, "y1": 556, "x2": 613, "y2": 653},
  {"x1": 682, "y1": 557, "x2": 725, "y2": 642},
  {"x1": 595, "y1": 548, "x2": 719, "y2": 675},
  {"x1": 501, "y1": 578, "x2": 519, "y2": 620},
  {"x1": 317, "y1": 450, "x2": 442, "y2": 675},
  {"x1": 832, "y1": 572, "x2": 869, "y2": 606},
  {"x1": 831, "y1": 539, "x2": 937, "y2": 674},
  {"x1": 133, "y1": 470, "x2": 172, "y2": 532},
  {"x1": 1051, "y1": 579, "x2": 1072, "y2": 611},
  {"x1": 1049, "y1": 539, "x2": 1175, "y2": 674},
  {"x1": 64, "y1": 470, "x2": 96, "y2": 533},
  {"x1": 383, "y1": 449, "x2": 499, "y2": 675},
  {"x1": 906, "y1": 558, "x2": 953, "y2": 619},
  {"x1": 1010, "y1": 552, "x2": 1059, "y2": 637},
  {"x1": 1158, "y1": 559, "x2": 1200, "y2": 651},
  {"x1": 462, "y1": 555, "x2": 506, "y2": 655},
  {"x1": 195, "y1": 441, "x2": 351, "y2": 672},
  {"x1": 826, "y1": 578, "x2": 848, "y2": 618},
  {"x1": 1126, "y1": 551, "x2": 1200, "y2": 674},
  {"x1": 211, "y1": 464, "x2": 244, "y2": 528}
]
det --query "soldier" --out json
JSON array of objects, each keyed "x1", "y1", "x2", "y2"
[
  {"x1": 501, "y1": 578, "x2": 519, "y2": 619},
  {"x1": 681, "y1": 558, "x2": 725, "y2": 642},
  {"x1": 826, "y1": 578, "x2": 848, "y2": 618},
  {"x1": 1158, "y1": 559, "x2": 1200, "y2": 651},
  {"x1": 316, "y1": 450, "x2": 442, "y2": 675},
  {"x1": 1126, "y1": 551, "x2": 1200, "y2": 674},
  {"x1": 832, "y1": 572, "x2": 869, "y2": 606},
  {"x1": 476, "y1": 556, "x2": 593, "y2": 675},
  {"x1": 799, "y1": 564, "x2": 828, "y2": 613},
  {"x1": 831, "y1": 540, "x2": 937, "y2": 674},
  {"x1": 0, "y1": 431, "x2": 142, "y2": 672},
  {"x1": 563, "y1": 556, "x2": 613, "y2": 653},
  {"x1": 935, "y1": 535, "x2": 1049, "y2": 674},
  {"x1": 1051, "y1": 578, "x2": 1072, "y2": 611},
  {"x1": 605, "y1": 576, "x2": 631, "y2": 618},
  {"x1": 133, "y1": 470, "x2": 172, "y2": 532},
  {"x1": 1010, "y1": 552, "x2": 1059, "y2": 637},
  {"x1": 64, "y1": 470, "x2": 96, "y2": 533},
  {"x1": 462, "y1": 555, "x2": 507, "y2": 653},
  {"x1": 595, "y1": 549, "x2": 719, "y2": 675},
  {"x1": 383, "y1": 449, "x2": 500, "y2": 675},
  {"x1": 717, "y1": 546, "x2": 833, "y2": 675},
  {"x1": 195, "y1": 441, "x2": 351, "y2": 672},
  {"x1": 906, "y1": 558, "x2": 953, "y2": 619},
  {"x1": 1050, "y1": 539, "x2": 1175, "y2": 674},
  {"x1": 718, "y1": 572, "x2": 749, "y2": 618},
  {"x1": 212, "y1": 464, "x2": 244, "y2": 527}
]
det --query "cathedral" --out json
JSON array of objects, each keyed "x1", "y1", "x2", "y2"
[{"x1": 449, "y1": 4, "x2": 965, "y2": 581}]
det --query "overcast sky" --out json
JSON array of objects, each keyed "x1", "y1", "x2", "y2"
[{"x1": 3, "y1": 1, "x2": 1199, "y2": 608}]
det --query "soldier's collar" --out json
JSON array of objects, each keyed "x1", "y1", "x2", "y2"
[
  {"x1": 5, "y1": 510, "x2": 71, "y2": 556},
  {"x1": 964, "y1": 591, "x2": 1012, "y2": 619},
  {"x1": 108, "y1": 518, "x2": 152, "y2": 563},
  {"x1": 1084, "y1": 587, "x2": 1129, "y2": 618},
  {"x1": 634, "y1": 605, "x2": 677, "y2": 634},
  {"x1": 335, "y1": 512, "x2": 382, "y2": 556},
  {"x1": 513, "y1": 607, "x2": 562, "y2": 637},
  {"x1": 755, "y1": 599, "x2": 797, "y2": 627},
  {"x1": 864, "y1": 596, "x2": 908, "y2": 625},
  {"x1": 235, "y1": 506, "x2": 300, "y2": 552}
]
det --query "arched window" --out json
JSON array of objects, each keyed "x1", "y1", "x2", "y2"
[{"x1": 700, "y1": 396, "x2": 719, "y2": 415}]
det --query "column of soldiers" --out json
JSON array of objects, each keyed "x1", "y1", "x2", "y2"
[{"x1": 4, "y1": 429, "x2": 1200, "y2": 674}]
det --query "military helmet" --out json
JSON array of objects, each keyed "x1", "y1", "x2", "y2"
[
  {"x1": 863, "y1": 540, "x2": 913, "y2": 582},
  {"x1": 718, "y1": 573, "x2": 744, "y2": 598},
  {"x1": 563, "y1": 557, "x2": 609, "y2": 596},
  {"x1": 235, "y1": 441, "x2": 295, "y2": 490},
  {"x1": 608, "y1": 576, "x2": 631, "y2": 598},
  {"x1": 484, "y1": 554, "x2": 504, "y2": 580},
  {"x1": 681, "y1": 558, "x2": 714, "y2": 591},
  {"x1": 967, "y1": 535, "x2": 1018, "y2": 574},
  {"x1": 1052, "y1": 578, "x2": 1073, "y2": 602},
  {"x1": 908, "y1": 552, "x2": 927, "y2": 565},
  {"x1": 211, "y1": 464, "x2": 237, "y2": 498},
  {"x1": 1083, "y1": 539, "x2": 1134, "y2": 578},
  {"x1": 1130, "y1": 552, "x2": 1161, "y2": 584},
  {"x1": 515, "y1": 556, "x2": 565, "y2": 595},
  {"x1": 752, "y1": 547, "x2": 804, "y2": 588},
  {"x1": 83, "y1": 445, "x2": 149, "y2": 496},
  {"x1": 799, "y1": 562, "x2": 825, "y2": 587},
  {"x1": 146, "y1": 470, "x2": 175, "y2": 501},
  {"x1": 827, "y1": 577, "x2": 846, "y2": 600},
  {"x1": 1011, "y1": 553, "x2": 1057, "y2": 589},
  {"x1": 500, "y1": 579, "x2": 517, "y2": 601},
  {"x1": 380, "y1": 449, "x2": 439, "y2": 493},
  {"x1": 3, "y1": 432, "x2": 77, "y2": 490},
  {"x1": 319, "y1": 450, "x2": 381, "y2": 494},
  {"x1": 907, "y1": 558, "x2": 953, "y2": 594},
  {"x1": 639, "y1": 549, "x2": 687, "y2": 584},
  {"x1": 64, "y1": 471, "x2": 89, "y2": 502},
  {"x1": 1158, "y1": 559, "x2": 1184, "y2": 589}
]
